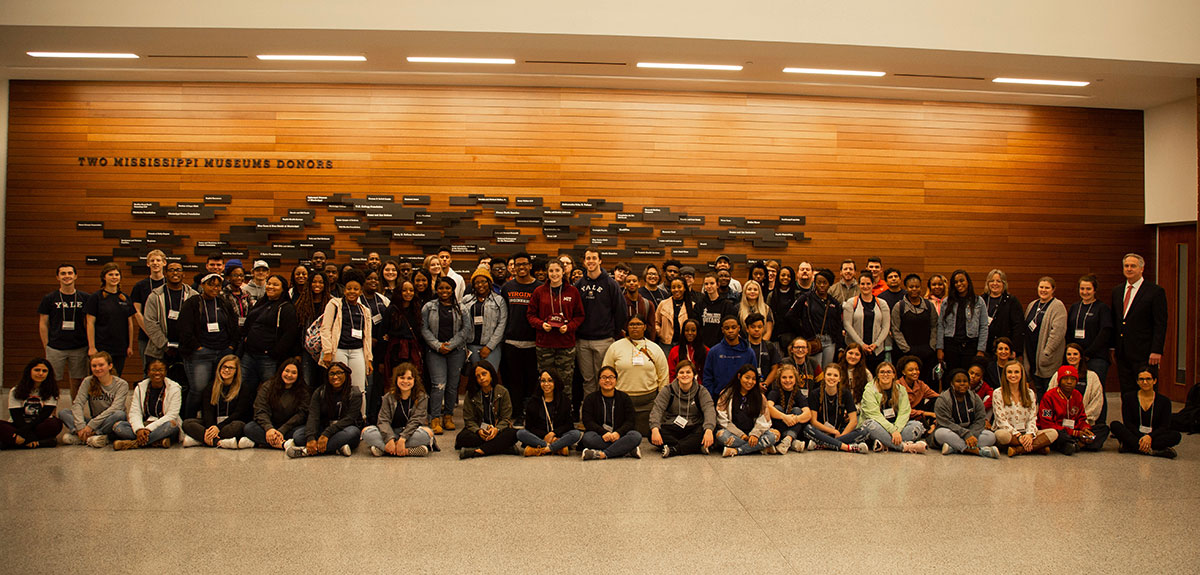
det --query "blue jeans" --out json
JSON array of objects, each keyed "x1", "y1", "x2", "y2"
[
  {"x1": 862, "y1": 419, "x2": 925, "y2": 451},
  {"x1": 425, "y1": 347, "x2": 466, "y2": 419},
  {"x1": 773, "y1": 407, "x2": 808, "y2": 440},
  {"x1": 184, "y1": 346, "x2": 229, "y2": 418},
  {"x1": 239, "y1": 352, "x2": 277, "y2": 406},
  {"x1": 113, "y1": 420, "x2": 179, "y2": 444},
  {"x1": 816, "y1": 335, "x2": 837, "y2": 367},
  {"x1": 804, "y1": 425, "x2": 869, "y2": 450},
  {"x1": 517, "y1": 428, "x2": 582, "y2": 451},
  {"x1": 291, "y1": 426, "x2": 361, "y2": 455},
  {"x1": 301, "y1": 353, "x2": 325, "y2": 392},
  {"x1": 580, "y1": 430, "x2": 642, "y2": 458},
  {"x1": 244, "y1": 421, "x2": 297, "y2": 448},
  {"x1": 60, "y1": 410, "x2": 126, "y2": 436},
  {"x1": 716, "y1": 428, "x2": 780, "y2": 455},
  {"x1": 466, "y1": 344, "x2": 502, "y2": 374},
  {"x1": 933, "y1": 427, "x2": 996, "y2": 453},
  {"x1": 361, "y1": 425, "x2": 434, "y2": 450}
]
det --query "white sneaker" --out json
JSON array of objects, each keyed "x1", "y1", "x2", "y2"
[
  {"x1": 86, "y1": 435, "x2": 108, "y2": 448},
  {"x1": 62, "y1": 432, "x2": 83, "y2": 446},
  {"x1": 941, "y1": 443, "x2": 952, "y2": 455},
  {"x1": 182, "y1": 435, "x2": 202, "y2": 448},
  {"x1": 792, "y1": 438, "x2": 806, "y2": 453},
  {"x1": 369, "y1": 445, "x2": 384, "y2": 457},
  {"x1": 338, "y1": 444, "x2": 352, "y2": 457},
  {"x1": 238, "y1": 437, "x2": 254, "y2": 449},
  {"x1": 777, "y1": 436, "x2": 793, "y2": 454},
  {"x1": 217, "y1": 438, "x2": 240, "y2": 449},
  {"x1": 630, "y1": 446, "x2": 641, "y2": 459},
  {"x1": 283, "y1": 438, "x2": 294, "y2": 451},
  {"x1": 854, "y1": 442, "x2": 870, "y2": 454}
]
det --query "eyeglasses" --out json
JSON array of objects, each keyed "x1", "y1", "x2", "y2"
[
  {"x1": 328, "y1": 371, "x2": 346, "y2": 377},
  {"x1": 599, "y1": 375, "x2": 617, "y2": 381},
  {"x1": 1136, "y1": 377, "x2": 1155, "y2": 382},
  {"x1": 220, "y1": 365, "x2": 236, "y2": 371}
]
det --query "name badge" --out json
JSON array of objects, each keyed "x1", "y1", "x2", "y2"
[
  {"x1": 602, "y1": 424, "x2": 613, "y2": 432},
  {"x1": 167, "y1": 310, "x2": 180, "y2": 320},
  {"x1": 238, "y1": 317, "x2": 246, "y2": 326},
  {"x1": 167, "y1": 342, "x2": 179, "y2": 349},
  {"x1": 351, "y1": 328, "x2": 363, "y2": 339},
  {"x1": 986, "y1": 315, "x2": 992, "y2": 325},
  {"x1": 207, "y1": 321, "x2": 220, "y2": 333},
  {"x1": 673, "y1": 415, "x2": 688, "y2": 428},
  {"x1": 372, "y1": 314, "x2": 382, "y2": 325},
  {"x1": 883, "y1": 408, "x2": 895, "y2": 419},
  {"x1": 61, "y1": 320, "x2": 75, "y2": 331},
  {"x1": 1074, "y1": 328, "x2": 1086, "y2": 339},
  {"x1": 1027, "y1": 319, "x2": 1039, "y2": 332},
  {"x1": 1063, "y1": 418, "x2": 1075, "y2": 429},
  {"x1": 632, "y1": 355, "x2": 645, "y2": 366},
  {"x1": 1139, "y1": 425, "x2": 1152, "y2": 434},
  {"x1": 480, "y1": 422, "x2": 494, "y2": 431},
  {"x1": 474, "y1": 315, "x2": 484, "y2": 325}
]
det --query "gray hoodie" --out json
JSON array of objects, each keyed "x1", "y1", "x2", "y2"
[
  {"x1": 72, "y1": 375, "x2": 130, "y2": 430},
  {"x1": 377, "y1": 392, "x2": 429, "y2": 442},
  {"x1": 649, "y1": 378, "x2": 716, "y2": 431}
]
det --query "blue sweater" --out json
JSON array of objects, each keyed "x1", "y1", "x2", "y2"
[
  {"x1": 702, "y1": 338, "x2": 757, "y2": 397},
  {"x1": 574, "y1": 269, "x2": 627, "y2": 340}
]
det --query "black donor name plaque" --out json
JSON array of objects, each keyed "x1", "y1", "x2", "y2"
[
  {"x1": 615, "y1": 212, "x2": 644, "y2": 222},
  {"x1": 203, "y1": 194, "x2": 232, "y2": 204},
  {"x1": 515, "y1": 197, "x2": 543, "y2": 207},
  {"x1": 678, "y1": 215, "x2": 705, "y2": 225},
  {"x1": 642, "y1": 207, "x2": 677, "y2": 222},
  {"x1": 76, "y1": 221, "x2": 104, "y2": 230},
  {"x1": 671, "y1": 248, "x2": 698, "y2": 258},
  {"x1": 402, "y1": 196, "x2": 431, "y2": 205}
]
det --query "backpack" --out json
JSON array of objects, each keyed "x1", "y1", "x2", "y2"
[
  {"x1": 1170, "y1": 383, "x2": 1200, "y2": 434},
  {"x1": 303, "y1": 303, "x2": 338, "y2": 361}
]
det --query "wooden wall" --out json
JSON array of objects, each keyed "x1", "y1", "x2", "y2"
[{"x1": 4, "y1": 81, "x2": 1151, "y2": 385}]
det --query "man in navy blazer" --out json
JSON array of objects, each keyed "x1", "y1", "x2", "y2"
[{"x1": 1110, "y1": 253, "x2": 1168, "y2": 394}]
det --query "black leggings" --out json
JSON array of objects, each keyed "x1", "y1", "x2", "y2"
[
  {"x1": 182, "y1": 419, "x2": 246, "y2": 445},
  {"x1": 455, "y1": 427, "x2": 519, "y2": 456},
  {"x1": 0, "y1": 418, "x2": 63, "y2": 448},
  {"x1": 1110, "y1": 421, "x2": 1181, "y2": 451}
]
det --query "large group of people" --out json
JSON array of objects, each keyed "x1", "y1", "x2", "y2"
[{"x1": 6, "y1": 247, "x2": 1181, "y2": 460}]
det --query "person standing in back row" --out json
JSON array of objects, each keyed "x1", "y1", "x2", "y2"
[
  {"x1": 1111, "y1": 253, "x2": 1167, "y2": 394},
  {"x1": 574, "y1": 248, "x2": 628, "y2": 402},
  {"x1": 38, "y1": 264, "x2": 90, "y2": 398}
]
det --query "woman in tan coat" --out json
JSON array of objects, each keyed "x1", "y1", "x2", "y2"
[{"x1": 1023, "y1": 276, "x2": 1067, "y2": 393}]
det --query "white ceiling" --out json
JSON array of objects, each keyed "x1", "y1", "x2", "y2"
[{"x1": 2, "y1": 26, "x2": 1198, "y2": 110}]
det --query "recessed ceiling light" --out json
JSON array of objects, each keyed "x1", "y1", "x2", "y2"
[
  {"x1": 783, "y1": 67, "x2": 885, "y2": 77},
  {"x1": 27, "y1": 51, "x2": 139, "y2": 59},
  {"x1": 406, "y1": 57, "x2": 516, "y2": 64},
  {"x1": 993, "y1": 77, "x2": 1089, "y2": 87},
  {"x1": 256, "y1": 55, "x2": 366, "y2": 61},
  {"x1": 637, "y1": 62, "x2": 743, "y2": 71}
]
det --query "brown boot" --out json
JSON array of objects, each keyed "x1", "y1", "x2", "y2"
[
  {"x1": 431, "y1": 417, "x2": 443, "y2": 435},
  {"x1": 523, "y1": 446, "x2": 540, "y2": 457},
  {"x1": 1030, "y1": 433, "x2": 1053, "y2": 454},
  {"x1": 442, "y1": 415, "x2": 456, "y2": 430}
]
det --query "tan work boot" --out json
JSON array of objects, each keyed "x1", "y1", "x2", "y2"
[
  {"x1": 442, "y1": 415, "x2": 456, "y2": 430},
  {"x1": 431, "y1": 417, "x2": 443, "y2": 435}
]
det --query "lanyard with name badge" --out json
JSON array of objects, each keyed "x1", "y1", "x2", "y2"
[
  {"x1": 1140, "y1": 399, "x2": 1154, "y2": 434},
  {"x1": 1059, "y1": 389, "x2": 1075, "y2": 429},
  {"x1": 166, "y1": 289, "x2": 182, "y2": 321},
  {"x1": 60, "y1": 291, "x2": 79, "y2": 331},
  {"x1": 345, "y1": 300, "x2": 363, "y2": 339},
  {"x1": 204, "y1": 298, "x2": 221, "y2": 333},
  {"x1": 673, "y1": 390, "x2": 690, "y2": 428},
  {"x1": 602, "y1": 395, "x2": 615, "y2": 432},
  {"x1": 1074, "y1": 302, "x2": 1093, "y2": 341},
  {"x1": 1028, "y1": 299, "x2": 1050, "y2": 332},
  {"x1": 368, "y1": 295, "x2": 384, "y2": 325}
]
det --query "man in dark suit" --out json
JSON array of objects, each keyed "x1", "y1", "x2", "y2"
[{"x1": 1111, "y1": 253, "x2": 1168, "y2": 394}]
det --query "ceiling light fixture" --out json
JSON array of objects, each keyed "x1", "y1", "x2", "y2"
[
  {"x1": 407, "y1": 57, "x2": 516, "y2": 64},
  {"x1": 783, "y1": 67, "x2": 885, "y2": 77},
  {"x1": 27, "y1": 51, "x2": 139, "y2": 59},
  {"x1": 637, "y1": 62, "x2": 743, "y2": 71},
  {"x1": 256, "y1": 55, "x2": 366, "y2": 61},
  {"x1": 993, "y1": 77, "x2": 1089, "y2": 87}
]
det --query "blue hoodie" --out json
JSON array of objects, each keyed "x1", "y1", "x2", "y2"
[
  {"x1": 702, "y1": 337, "x2": 757, "y2": 397},
  {"x1": 574, "y1": 268, "x2": 627, "y2": 340}
]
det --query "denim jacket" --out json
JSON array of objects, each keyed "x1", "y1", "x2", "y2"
[
  {"x1": 420, "y1": 300, "x2": 472, "y2": 351},
  {"x1": 936, "y1": 296, "x2": 989, "y2": 353},
  {"x1": 459, "y1": 291, "x2": 508, "y2": 350}
]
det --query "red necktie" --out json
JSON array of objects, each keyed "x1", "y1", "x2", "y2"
[{"x1": 1123, "y1": 284, "x2": 1134, "y2": 317}]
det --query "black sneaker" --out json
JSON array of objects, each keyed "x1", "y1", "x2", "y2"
[
  {"x1": 1151, "y1": 447, "x2": 1178, "y2": 459},
  {"x1": 630, "y1": 446, "x2": 641, "y2": 459},
  {"x1": 661, "y1": 445, "x2": 675, "y2": 458},
  {"x1": 1061, "y1": 442, "x2": 1077, "y2": 456}
]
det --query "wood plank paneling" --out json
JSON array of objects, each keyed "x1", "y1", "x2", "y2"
[{"x1": 4, "y1": 80, "x2": 1151, "y2": 386}]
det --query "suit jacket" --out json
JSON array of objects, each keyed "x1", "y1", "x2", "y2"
[{"x1": 1111, "y1": 279, "x2": 1167, "y2": 361}]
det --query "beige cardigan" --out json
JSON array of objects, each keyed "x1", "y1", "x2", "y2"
[
  {"x1": 1024, "y1": 298, "x2": 1067, "y2": 378},
  {"x1": 319, "y1": 297, "x2": 374, "y2": 362}
]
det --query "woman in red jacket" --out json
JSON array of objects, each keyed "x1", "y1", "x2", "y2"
[{"x1": 526, "y1": 260, "x2": 585, "y2": 407}]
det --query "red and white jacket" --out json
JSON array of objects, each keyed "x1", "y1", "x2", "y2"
[{"x1": 1037, "y1": 388, "x2": 1091, "y2": 435}]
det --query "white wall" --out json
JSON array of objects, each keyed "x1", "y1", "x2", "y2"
[
  {"x1": 1145, "y1": 94, "x2": 1199, "y2": 225},
  {"x1": 3, "y1": 0, "x2": 1200, "y2": 65}
]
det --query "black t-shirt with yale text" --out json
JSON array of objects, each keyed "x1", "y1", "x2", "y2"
[{"x1": 38, "y1": 290, "x2": 90, "y2": 350}]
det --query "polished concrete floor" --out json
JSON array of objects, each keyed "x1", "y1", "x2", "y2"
[{"x1": 2, "y1": 393, "x2": 1198, "y2": 574}]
